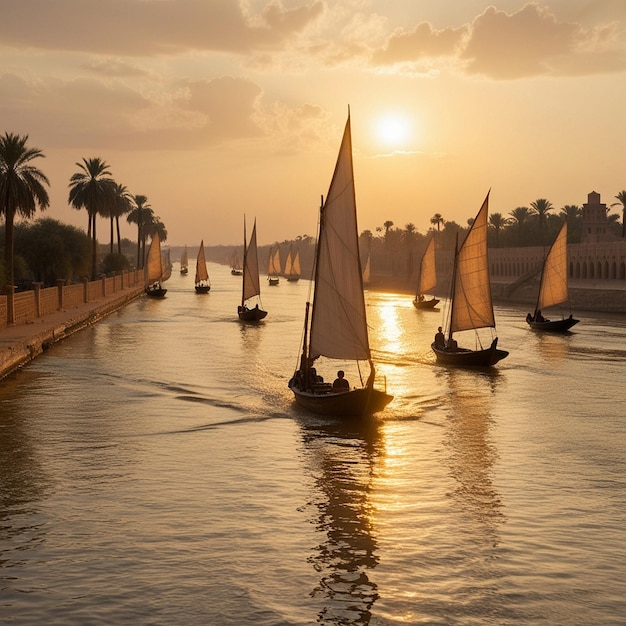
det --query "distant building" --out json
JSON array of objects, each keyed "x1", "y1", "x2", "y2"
[{"x1": 581, "y1": 191, "x2": 616, "y2": 243}]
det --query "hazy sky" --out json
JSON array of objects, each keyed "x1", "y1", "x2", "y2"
[{"x1": 2, "y1": 0, "x2": 625, "y2": 246}]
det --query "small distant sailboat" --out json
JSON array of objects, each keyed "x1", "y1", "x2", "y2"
[
  {"x1": 431, "y1": 191, "x2": 508, "y2": 367},
  {"x1": 284, "y1": 245, "x2": 301, "y2": 282},
  {"x1": 267, "y1": 245, "x2": 281, "y2": 286},
  {"x1": 526, "y1": 221, "x2": 579, "y2": 332},
  {"x1": 413, "y1": 235, "x2": 439, "y2": 309},
  {"x1": 238, "y1": 217, "x2": 267, "y2": 322},
  {"x1": 230, "y1": 250, "x2": 243, "y2": 275},
  {"x1": 195, "y1": 240, "x2": 211, "y2": 294},
  {"x1": 180, "y1": 245, "x2": 189, "y2": 274},
  {"x1": 288, "y1": 113, "x2": 393, "y2": 417},
  {"x1": 145, "y1": 232, "x2": 167, "y2": 298}
]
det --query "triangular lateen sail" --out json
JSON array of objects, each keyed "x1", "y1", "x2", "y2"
[
  {"x1": 195, "y1": 240, "x2": 209, "y2": 283},
  {"x1": 242, "y1": 218, "x2": 261, "y2": 303},
  {"x1": 537, "y1": 221, "x2": 569, "y2": 311},
  {"x1": 309, "y1": 115, "x2": 370, "y2": 361},
  {"x1": 144, "y1": 232, "x2": 163, "y2": 285},
  {"x1": 417, "y1": 236, "x2": 436, "y2": 296},
  {"x1": 449, "y1": 192, "x2": 495, "y2": 334}
]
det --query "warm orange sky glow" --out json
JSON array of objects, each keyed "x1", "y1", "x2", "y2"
[{"x1": 1, "y1": 1, "x2": 625, "y2": 246}]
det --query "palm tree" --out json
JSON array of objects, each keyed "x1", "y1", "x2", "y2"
[
  {"x1": 610, "y1": 190, "x2": 626, "y2": 238},
  {"x1": 560, "y1": 205, "x2": 581, "y2": 222},
  {"x1": 529, "y1": 198, "x2": 554, "y2": 241},
  {"x1": 127, "y1": 194, "x2": 151, "y2": 269},
  {"x1": 68, "y1": 157, "x2": 115, "y2": 279},
  {"x1": 110, "y1": 183, "x2": 132, "y2": 254},
  {"x1": 488, "y1": 212, "x2": 509, "y2": 247},
  {"x1": 430, "y1": 213, "x2": 444, "y2": 231},
  {"x1": 0, "y1": 132, "x2": 50, "y2": 323}
]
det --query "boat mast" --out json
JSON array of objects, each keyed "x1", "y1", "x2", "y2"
[
  {"x1": 241, "y1": 215, "x2": 247, "y2": 308},
  {"x1": 447, "y1": 233, "x2": 459, "y2": 343}
]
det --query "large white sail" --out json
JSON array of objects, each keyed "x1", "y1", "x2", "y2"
[
  {"x1": 195, "y1": 240, "x2": 209, "y2": 282},
  {"x1": 144, "y1": 232, "x2": 163, "y2": 285},
  {"x1": 417, "y1": 235, "x2": 436, "y2": 295},
  {"x1": 242, "y1": 219, "x2": 261, "y2": 303},
  {"x1": 309, "y1": 115, "x2": 370, "y2": 361},
  {"x1": 537, "y1": 221, "x2": 569, "y2": 310},
  {"x1": 449, "y1": 193, "x2": 495, "y2": 333}
]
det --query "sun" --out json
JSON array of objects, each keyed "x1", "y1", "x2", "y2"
[{"x1": 373, "y1": 113, "x2": 412, "y2": 150}]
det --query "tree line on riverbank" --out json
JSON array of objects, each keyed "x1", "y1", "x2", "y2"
[{"x1": 0, "y1": 132, "x2": 169, "y2": 322}]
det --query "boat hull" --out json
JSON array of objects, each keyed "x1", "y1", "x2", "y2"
[
  {"x1": 289, "y1": 383, "x2": 392, "y2": 417},
  {"x1": 268, "y1": 277, "x2": 279, "y2": 286},
  {"x1": 195, "y1": 285, "x2": 211, "y2": 294},
  {"x1": 413, "y1": 297, "x2": 439, "y2": 309},
  {"x1": 238, "y1": 306, "x2": 267, "y2": 322},
  {"x1": 431, "y1": 338, "x2": 508, "y2": 367},
  {"x1": 526, "y1": 315, "x2": 579, "y2": 332},
  {"x1": 145, "y1": 284, "x2": 167, "y2": 298}
]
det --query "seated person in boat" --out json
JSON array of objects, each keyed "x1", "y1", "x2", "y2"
[
  {"x1": 332, "y1": 370, "x2": 350, "y2": 391},
  {"x1": 434, "y1": 327, "x2": 446, "y2": 349},
  {"x1": 446, "y1": 337, "x2": 458, "y2": 351},
  {"x1": 534, "y1": 310, "x2": 548, "y2": 322}
]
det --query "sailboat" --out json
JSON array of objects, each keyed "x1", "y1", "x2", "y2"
[
  {"x1": 267, "y1": 245, "x2": 280, "y2": 285},
  {"x1": 526, "y1": 221, "x2": 579, "y2": 332},
  {"x1": 144, "y1": 232, "x2": 167, "y2": 298},
  {"x1": 284, "y1": 245, "x2": 301, "y2": 282},
  {"x1": 194, "y1": 240, "x2": 211, "y2": 294},
  {"x1": 431, "y1": 191, "x2": 508, "y2": 367},
  {"x1": 230, "y1": 250, "x2": 243, "y2": 275},
  {"x1": 180, "y1": 245, "x2": 189, "y2": 274},
  {"x1": 288, "y1": 113, "x2": 393, "y2": 417},
  {"x1": 238, "y1": 217, "x2": 267, "y2": 321},
  {"x1": 413, "y1": 235, "x2": 439, "y2": 309}
]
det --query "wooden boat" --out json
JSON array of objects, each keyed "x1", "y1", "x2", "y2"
[
  {"x1": 180, "y1": 245, "x2": 189, "y2": 274},
  {"x1": 238, "y1": 217, "x2": 267, "y2": 321},
  {"x1": 413, "y1": 235, "x2": 439, "y2": 309},
  {"x1": 288, "y1": 113, "x2": 393, "y2": 417},
  {"x1": 526, "y1": 220, "x2": 579, "y2": 332},
  {"x1": 431, "y1": 192, "x2": 508, "y2": 367},
  {"x1": 284, "y1": 245, "x2": 301, "y2": 282},
  {"x1": 230, "y1": 250, "x2": 243, "y2": 275},
  {"x1": 194, "y1": 240, "x2": 211, "y2": 293},
  {"x1": 267, "y1": 245, "x2": 280, "y2": 285},
  {"x1": 144, "y1": 232, "x2": 167, "y2": 298}
]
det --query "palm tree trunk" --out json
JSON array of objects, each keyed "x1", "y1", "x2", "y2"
[
  {"x1": 91, "y1": 210, "x2": 98, "y2": 280},
  {"x1": 110, "y1": 216, "x2": 114, "y2": 254},
  {"x1": 116, "y1": 217, "x2": 122, "y2": 254},
  {"x1": 4, "y1": 209, "x2": 15, "y2": 324}
]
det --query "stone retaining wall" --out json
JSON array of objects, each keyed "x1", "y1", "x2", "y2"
[{"x1": 1, "y1": 270, "x2": 142, "y2": 327}]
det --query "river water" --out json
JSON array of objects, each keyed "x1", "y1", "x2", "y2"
[{"x1": 1, "y1": 263, "x2": 625, "y2": 625}]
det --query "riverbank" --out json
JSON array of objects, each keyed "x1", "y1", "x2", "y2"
[
  {"x1": 0, "y1": 285, "x2": 144, "y2": 381},
  {"x1": 368, "y1": 276, "x2": 626, "y2": 313}
]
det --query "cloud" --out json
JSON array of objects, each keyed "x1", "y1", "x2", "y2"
[
  {"x1": 0, "y1": 0, "x2": 325, "y2": 55},
  {"x1": 369, "y1": 2, "x2": 626, "y2": 79}
]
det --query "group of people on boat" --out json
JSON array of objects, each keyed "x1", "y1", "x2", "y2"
[
  {"x1": 526, "y1": 310, "x2": 548, "y2": 324},
  {"x1": 289, "y1": 356, "x2": 351, "y2": 393},
  {"x1": 434, "y1": 326, "x2": 458, "y2": 352}
]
